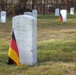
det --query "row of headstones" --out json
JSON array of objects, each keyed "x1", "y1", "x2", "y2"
[
  {"x1": 0, "y1": 8, "x2": 74, "y2": 23},
  {"x1": 0, "y1": 10, "x2": 37, "y2": 23},
  {"x1": 55, "y1": 9, "x2": 67, "y2": 22},
  {"x1": 55, "y1": 7, "x2": 75, "y2": 22},
  {"x1": 0, "y1": 10, "x2": 37, "y2": 65},
  {"x1": 55, "y1": 7, "x2": 75, "y2": 16},
  {"x1": 1, "y1": 8, "x2": 74, "y2": 66},
  {"x1": 8, "y1": 8, "x2": 74, "y2": 66}
]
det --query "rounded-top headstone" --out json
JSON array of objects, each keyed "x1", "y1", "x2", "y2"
[
  {"x1": 70, "y1": 7, "x2": 74, "y2": 15},
  {"x1": 1, "y1": 11, "x2": 6, "y2": 23},
  {"x1": 24, "y1": 12, "x2": 33, "y2": 16},
  {"x1": 32, "y1": 10, "x2": 37, "y2": 18},
  {"x1": 12, "y1": 15, "x2": 37, "y2": 65},
  {"x1": 55, "y1": 8, "x2": 60, "y2": 16},
  {"x1": 60, "y1": 9, "x2": 67, "y2": 22}
]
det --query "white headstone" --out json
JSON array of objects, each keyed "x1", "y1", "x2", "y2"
[
  {"x1": 60, "y1": 9, "x2": 67, "y2": 22},
  {"x1": 55, "y1": 8, "x2": 60, "y2": 16},
  {"x1": 32, "y1": 10, "x2": 37, "y2": 18},
  {"x1": 12, "y1": 15, "x2": 37, "y2": 65},
  {"x1": 1, "y1": 11, "x2": 6, "y2": 23},
  {"x1": 70, "y1": 7, "x2": 74, "y2": 15},
  {"x1": 24, "y1": 12, "x2": 33, "y2": 16}
]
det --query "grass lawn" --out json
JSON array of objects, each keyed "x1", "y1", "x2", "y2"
[{"x1": 0, "y1": 13, "x2": 76, "y2": 75}]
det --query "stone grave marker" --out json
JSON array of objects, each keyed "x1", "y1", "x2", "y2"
[
  {"x1": 12, "y1": 15, "x2": 37, "y2": 65},
  {"x1": 32, "y1": 10, "x2": 37, "y2": 18},
  {"x1": 24, "y1": 12, "x2": 33, "y2": 16},
  {"x1": 1, "y1": 11, "x2": 6, "y2": 23},
  {"x1": 60, "y1": 9, "x2": 67, "y2": 22},
  {"x1": 55, "y1": 8, "x2": 60, "y2": 16},
  {"x1": 70, "y1": 7, "x2": 74, "y2": 15}
]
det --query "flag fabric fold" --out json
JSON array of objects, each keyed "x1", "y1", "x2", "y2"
[
  {"x1": 8, "y1": 30, "x2": 22, "y2": 66},
  {"x1": 58, "y1": 13, "x2": 63, "y2": 22}
]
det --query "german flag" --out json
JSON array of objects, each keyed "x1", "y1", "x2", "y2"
[
  {"x1": 8, "y1": 30, "x2": 22, "y2": 66},
  {"x1": 58, "y1": 13, "x2": 63, "y2": 22}
]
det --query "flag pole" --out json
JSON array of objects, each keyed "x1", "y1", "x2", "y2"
[{"x1": 32, "y1": 0, "x2": 34, "y2": 10}]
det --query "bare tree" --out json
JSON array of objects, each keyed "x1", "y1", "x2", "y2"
[{"x1": 14, "y1": 0, "x2": 29, "y2": 15}]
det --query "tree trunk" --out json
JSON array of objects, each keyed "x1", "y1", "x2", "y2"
[{"x1": 74, "y1": 0, "x2": 76, "y2": 11}]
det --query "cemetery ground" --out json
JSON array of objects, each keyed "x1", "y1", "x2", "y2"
[{"x1": 0, "y1": 13, "x2": 76, "y2": 75}]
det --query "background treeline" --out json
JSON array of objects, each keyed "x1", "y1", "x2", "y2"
[{"x1": 0, "y1": 0, "x2": 76, "y2": 15}]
